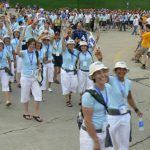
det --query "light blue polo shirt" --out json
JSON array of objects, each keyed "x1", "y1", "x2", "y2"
[
  {"x1": 52, "y1": 39, "x2": 62, "y2": 55},
  {"x1": 11, "y1": 38, "x2": 19, "y2": 52},
  {"x1": 108, "y1": 76, "x2": 132, "y2": 109},
  {"x1": 0, "y1": 49, "x2": 9, "y2": 68},
  {"x1": 4, "y1": 45, "x2": 14, "y2": 61},
  {"x1": 42, "y1": 43, "x2": 53, "y2": 61},
  {"x1": 79, "y1": 48, "x2": 93, "y2": 71},
  {"x1": 82, "y1": 84, "x2": 112, "y2": 129},
  {"x1": 20, "y1": 50, "x2": 37, "y2": 77},
  {"x1": 62, "y1": 48, "x2": 79, "y2": 70}
]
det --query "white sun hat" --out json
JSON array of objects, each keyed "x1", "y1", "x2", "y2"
[
  {"x1": 113, "y1": 61, "x2": 129, "y2": 72},
  {"x1": 3, "y1": 35, "x2": 11, "y2": 39},
  {"x1": 66, "y1": 39, "x2": 75, "y2": 45},
  {"x1": 89, "y1": 61, "x2": 108, "y2": 79},
  {"x1": 79, "y1": 41, "x2": 88, "y2": 46}
]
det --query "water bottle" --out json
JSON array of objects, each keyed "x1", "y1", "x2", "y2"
[{"x1": 138, "y1": 118, "x2": 144, "y2": 131}]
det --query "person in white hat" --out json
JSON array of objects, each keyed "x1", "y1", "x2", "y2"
[
  {"x1": 61, "y1": 34, "x2": 79, "y2": 107},
  {"x1": 80, "y1": 61, "x2": 114, "y2": 150},
  {"x1": 77, "y1": 41, "x2": 94, "y2": 105},
  {"x1": 107, "y1": 61, "x2": 143, "y2": 150},
  {"x1": 0, "y1": 39, "x2": 12, "y2": 106},
  {"x1": 3, "y1": 35, "x2": 15, "y2": 92},
  {"x1": 40, "y1": 35, "x2": 54, "y2": 92},
  {"x1": 11, "y1": 29, "x2": 21, "y2": 87},
  {"x1": 16, "y1": 37, "x2": 43, "y2": 122}
]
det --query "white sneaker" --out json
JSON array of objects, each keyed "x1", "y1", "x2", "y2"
[{"x1": 48, "y1": 88, "x2": 53, "y2": 92}]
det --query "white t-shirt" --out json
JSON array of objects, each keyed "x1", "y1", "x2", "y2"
[
  {"x1": 85, "y1": 14, "x2": 92, "y2": 23},
  {"x1": 133, "y1": 18, "x2": 139, "y2": 26},
  {"x1": 146, "y1": 18, "x2": 150, "y2": 25}
]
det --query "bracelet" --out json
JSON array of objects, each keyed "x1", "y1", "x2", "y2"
[{"x1": 134, "y1": 108, "x2": 139, "y2": 113}]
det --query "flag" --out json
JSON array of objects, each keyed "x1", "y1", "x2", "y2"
[
  {"x1": 88, "y1": 32, "x2": 95, "y2": 48},
  {"x1": 81, "y1": 35, "x2": 86, "y2": 41}
]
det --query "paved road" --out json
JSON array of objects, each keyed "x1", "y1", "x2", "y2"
[{"x1": 0, "y1": 10, "x2": 150, "y2": 150}]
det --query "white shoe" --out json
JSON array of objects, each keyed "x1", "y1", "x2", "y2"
[{"x1": 48, "y1": 88, "x2": 53, "y2": 92}]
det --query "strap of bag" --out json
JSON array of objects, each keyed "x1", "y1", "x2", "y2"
[{"x1": 85, "y1": 89, "x2": 108, "y2": 112}]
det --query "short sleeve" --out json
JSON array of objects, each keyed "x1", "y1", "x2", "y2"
[
  {"x1": 82, "y1": 92, "x2": 94, "y2": 108},
  {"x1": 128, "y1": 79, "x2": 132, "y2": 91}
]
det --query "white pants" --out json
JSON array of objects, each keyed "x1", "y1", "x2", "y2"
[
  {"x1": 16, "y1": 56, "x2": 22, "y2": 73},
  {"x1": 78, "y1": 70, "x2": 93, "y2": 93},
  {"x1": 61, "y1": 69, "x2": 78, "y2": 95},
  {"x1": 20, "y1": 76, "x2": 42, "y2": 103},
  {"x1": 0, "y1": 70, "x2": 9, "y2": 91},
  {"x1": 41, "y1": 63, "x2": 54, "y2": 90},
  {"x1": 80, "y1": 128, "x2": 114, "y2": 150},
  {"x1": 107, "y1": 114, "x2": 131, "y2": 150}
]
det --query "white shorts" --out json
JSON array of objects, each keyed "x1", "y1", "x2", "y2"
[
  {"x1": 20, "y1": 76, "x2": 42, "y2": 103},
  {"x1": 9, "y1": 61, "x2": 15, "y2": 82},
  {"x1": 61, "y1": 69, "x2": 78, "y2": 95},
  {"x1": 80, "y1": 128, "x2": 114, "y2": 150},
  {"x1": 78, "y1": 70, "x2": 93, "y2": 93},
  {"x1": 107, "y1": 113, "x2": 131, "y2": 150},
  {"x1": 16, "y1": 56, "x2": 22, "y2": 73},
  {"x1": 41, "y1": 62, "x2": 54, "y2": 90},
  {"x1": 0, "y1": 70, "x2": 9, "y2": 91}
]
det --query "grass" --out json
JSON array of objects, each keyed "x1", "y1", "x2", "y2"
[{"x1": 10, "y1": 0, "x2": 150, "y2": 10}]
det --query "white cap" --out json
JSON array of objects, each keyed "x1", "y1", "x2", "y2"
[
  {"x1": 113, "y1": 61, "x2": 129, "y2": 72},
  {"x1": 0, "y1": 39, "x2": 4, "y2": 44},
  {"x1": 89, "y1": 61, "x2": 108, "y2": 79},
  {"x1": 67, "y1": 39, "x2": 75, "y2": 45},
  {"x1": 79, "y1": 41, "x2": 88, "y2": 46},
  {"x1": 3, "y1": 35, "x2": 11, "y2": 39},
  {"x1": 13, "y1": 29, "x2": 20, "y2": 33}
]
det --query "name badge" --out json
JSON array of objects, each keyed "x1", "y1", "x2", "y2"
[
  {"x1": 83, "y1": 61, "x2": 87, "y2": 67},
  {"x1": 69, "y1": 65, "x2": 74, "y2": 70},
  {"x1": 56, "y1": 52, "x2": 60, "y2": 56},
  {"x1": 119, "y1": 105, "x2": 127, "y2": 114}
]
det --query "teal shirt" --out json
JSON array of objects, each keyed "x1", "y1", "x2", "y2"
[
  {"x1": 20, "y1": 50, "x2": 37, "y2": 77},
  {"x1": 79, "y1": 48, "x2": 93, "y2": 71},
  {"x1": 4, "y1": 45, "x2": 14, "y2": 61},
  {"x1": 42, "y1": 43, "x2": 53, "y2": 61},
  {"x1": 11, "y1": 38, "x2": 19, "y2": 52},
  {"x1": 0, "y1": 49, "x2": 9, "y2": 68},
  {"x1": 52, "y1": 39, "x2": 62, "y2": 55},
  {"x1": 82, "y1": 84, "x2": 112, "y2": 129},
  {"x1": 62, "y1": 48, "x2": 79, "y2": 70},
  {"x1": 108, "y1": 76, "x2": 131, "y2": 109}
]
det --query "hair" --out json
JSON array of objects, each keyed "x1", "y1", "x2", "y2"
[
  {"x1": 26, "y1": 38, "x2": 36, "y2": 48},
  {"x1": 146, "y1": 24, "x2": 150, "y2": 30}
]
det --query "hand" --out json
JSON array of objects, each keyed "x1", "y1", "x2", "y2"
[
  {"x1": 93, "y1": 140, "x2": 101, "y2": 150},
  {"x1": 136, "y1": 111, "x2": 143, "y2": 118}
]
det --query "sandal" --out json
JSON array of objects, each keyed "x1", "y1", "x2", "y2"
[
  {"x1": 6, "y1": 101, "x2": 12, "y2": 107},
  {"x1": 23, "y1": 114, "x2": 32, "y2": 120},
  {"x1": 66, "y1": 101, "x2": 72, "y2": 107},
  {"x1": 32, "y1": 116, "x2": 43, "y2": 122}
]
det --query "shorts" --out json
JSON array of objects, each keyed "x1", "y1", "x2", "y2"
[
  {"x1": 52, "y1": 54, "x2": 63, "y2": 67},
  {"x1": 138, "y1": 47, "x2": 148, "y2": 55}
]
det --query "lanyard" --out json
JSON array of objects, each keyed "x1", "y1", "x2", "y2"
[
  {"x1": 95, "y1": 86, "x2": 108, "y2": 105},
  {"x1": 55, "y1": 40, "x2": 60, "y2": 50},
  {"x1": 27, "y1": 50, "x2": 34, "y2": 66},
  {"x1": 116, "y1": 78, "x2": 126, "y2": 98}
]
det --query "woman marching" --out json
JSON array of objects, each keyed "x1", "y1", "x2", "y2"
[
  {"x1": 16, "y1": 36, "x2": 43, "y2": 122},
  {"x1": 107, "y1": 61, "x2": 143, "y2": 150},
  {"x1": 80, "y1": 61, "x2": 114, "y2": 150},
  {"x1": 11, "y1": 29, "x2": 22, "y2": 88},
  {"x1": 0, "y1": 39, "x2": 12, "y2": 106},
  {"x1": 61, "y1": 33, "x2": 79, "y2": 107},
  {"x1": 77, "y1": 41, "x2": 94, "y2": 105}
]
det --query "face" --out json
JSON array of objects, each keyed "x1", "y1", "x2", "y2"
[
  {"x1": 35, "y1": 42, "x2": 42, "y2": 50},
  {"x1": 42, "y1": 39, "x2": 49, "y2": 45},
  {"x1": 67, "y1": 44, "x2": 75, "y2": 50},
  {"x1": 77, "y1": 23, "x2": 82, "y2": 30},
  {"x1": 81, "y1": 45, "x2": 88, "y2": 52},
  {"x1": 28, "y1": 41, "x2": 36, "y2": 51},
  {"x1": 4, "y1": 38, "x2": 10, "y2": 45},
  {"x1": 115, "y1": 68, "x2": 127, "y2": 79},
  {"x1": 14, "y1": 31, "x2": 20, "y2": 38},
  {"x1": 93, "y1": 69, "x2": 109, "y2": 85},
  {"x1": 55, "y1": 34, "x2": 60, "y2": 40}
]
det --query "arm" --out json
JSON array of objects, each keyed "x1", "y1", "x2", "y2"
[
  {"x1": 62, "y1": 32, "x2": 68, "y2": 51},
  {"x1": 82, "y1": 107, "x2": 101, "y2": 150},
  {"x1": 127, "y1": 91, "x2": 143, "y2": 117},
  {"x1": 94, "y1": 47, "x2": 103, "y2": 62}
]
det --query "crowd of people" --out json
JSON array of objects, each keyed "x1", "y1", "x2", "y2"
[{"x1": 0, "y1": 3, "x2": 149, "y2": 150}]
